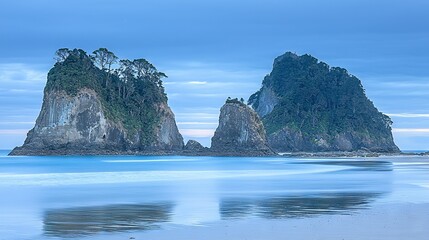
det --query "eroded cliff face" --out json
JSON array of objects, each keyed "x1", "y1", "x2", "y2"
[
  {"x1": 248, "y1": 85, "x2": 279, "y2": 118},
  {"x1": 154, "y1": 103, "x2": 185, "y2": 151},
  {"x1": 10, "y1": 88, "x2": 183, "y2": 155},
  {"x1": 11, "y1": 89, "x2": 122, "y2": 154},
  {"x1": 211, "y1": 101, "x2": 274, "y2": 156}
]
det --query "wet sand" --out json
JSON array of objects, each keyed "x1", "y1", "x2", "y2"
[{"x1": 91, "y1": 203, "x2": 429, "y2": 240}]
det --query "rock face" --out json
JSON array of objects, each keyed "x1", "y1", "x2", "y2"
[
  {"x1": 10, "y1": 49, "x2": 183, "y2": 155},
  {"x1": 249, "y1": 52, "x2": 399, "y2": 153},
  {"x1": 184, "y1": 140, "x2": 206, "y2": 151},
  {"x1": 211, "y1": 99, "x2": 274, "y2": 156},
  {"x1": 248, "y1": 86, "x2": 279, "y2": 118},
  {"x1": 182, "y1": 140, "x2": 209, "y2": 155}
]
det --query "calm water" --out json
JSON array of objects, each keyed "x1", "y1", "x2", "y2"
[{"x1": 0, "y1": 150, "x2": 428, "y2": 239}]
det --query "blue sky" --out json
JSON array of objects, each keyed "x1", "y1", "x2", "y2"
[{"x1": 1, "y1": 0, "x2": 429, "y2": 150}]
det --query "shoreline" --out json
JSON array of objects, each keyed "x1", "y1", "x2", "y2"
[{"x1": 5, "y1": 148, "x2": 428, "y2": 158}]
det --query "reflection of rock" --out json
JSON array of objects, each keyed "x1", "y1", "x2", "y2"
[
  {"x1": 296, "y1": 160, "x2": 393, "y2": 171},
  {"x1": 43, "y1": 202, "x2": 173, "y2": 237},
  {"x1": 220, "y1": 192, "x2": 382, "y2": 220}
]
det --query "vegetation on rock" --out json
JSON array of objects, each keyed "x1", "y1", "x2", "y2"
[
  {"x1": 47, "y1": 48, "x2": 168, "y2": 145},
  {"x1": 249, "y1": 52, "x2": 398, "y2": 152}
]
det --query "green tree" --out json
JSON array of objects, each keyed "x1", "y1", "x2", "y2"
[
  {"x1": 132, "y1": 58, "x2": 157, "y2": 79},
  {"x1": 54, "y1": 48, "x2": 71, "y2": 63},
  {"x1": 91, "y1": 48, "x2": 118, "y2": 87},
  {"x1": 91, "y1": 48, "x2": 118, "y2": 72},
  {"x1": 118, "y1": 59, "x2": 135, "y2": 99}
]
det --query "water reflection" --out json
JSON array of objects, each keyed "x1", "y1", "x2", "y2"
[
  {"x1": 40, "y1": 159, "x2": 393, "y2": 238},
  {"x1": 43, "y1": 202, "x2": 173, "y2": 237},
  {"x1": 220, "y1": 192, "x2": 382, "y2": 219},
  {"x1": 295, "y1": 160, "x2": 393, "y2": 172},
  {"x1": 43, "y1": 192, "x2": 384, "y2": 238}
]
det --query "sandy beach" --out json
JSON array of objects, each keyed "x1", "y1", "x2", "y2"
[{"x1": 86, "y1": 202, "x2": 429, "y2": 240}]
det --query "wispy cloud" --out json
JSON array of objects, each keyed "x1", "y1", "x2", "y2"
[
  {"x1": 180, "y1": 129, "x2": 216, "y2": 138},
  {"x1": 388, "y1": 113, "x2": 429, "y2": 118},
  {"x1": 181, "y1": 107, "x2": 220, "y2": 112},
  {"x1": 171, "y1": 93, "x2": 225, "y2": 98},
  {"x1": 0, "y1": 129, "x2": 29, "y2": 134},
  {"x1": 393, "y1": 128, "x2": 429, "y2": 133},
  {"x1": 8, "y1": 89, "x2": 42, "y2": 93},
  {"x1": 0, "y1": 63, "x2": 47, "y2": 83},
  {"x1": 187, "y1": 81, "x2": 207, "y2": 85},
  {"x1": 0, "y1": 121, "x2": 34, "y2": 125},
  {"x1": 175, "y1": 113, "x2": 219, "y2": 119},
  {"x1": 392, "y1": 128, "x2": 429, "y2": 138},
  {"x1": 177, "y1": 122, "x2": 218, "y2": 125}
]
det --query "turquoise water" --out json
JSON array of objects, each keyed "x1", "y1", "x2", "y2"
[{"x1": 0, "y1": 150, "x2": 428, "y2": 239}]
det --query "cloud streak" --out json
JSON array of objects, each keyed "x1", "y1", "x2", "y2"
[
  {"x1": 392, "y1": 128, "x2": 429, "y2": 138},
  {"x1": 388, "y1": 113, "x2": 429, "y2": 118},
  {"x1": 0, "y1": 129, "x2": 28, "y2": 134},
  {"x1": 177, "y1": 122, "x2": 218, "y2": 125},
  {"x1": 0, "y1": 63, "x2": 47, "y2": 83},
  {"x1": 187, "y1": 81, "x2": 207, "y2": 85},
  {"x1": 0, "y1": 121, "x2": 34, "y2": 125},
  {"x1": 179, "y1": 129, "x2": 216, "y2": 138}
]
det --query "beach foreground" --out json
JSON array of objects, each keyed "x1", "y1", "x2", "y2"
[
  {"x1": 94, "y1": 203, "x2": 429, "y2": 240},
  {"x1": 0, "y1": 151, "x2": 428, "y2": 239}
]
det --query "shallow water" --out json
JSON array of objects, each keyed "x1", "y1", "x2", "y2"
[{"x1": 0, "y1": 150, "x2": 428, "y2": 239}]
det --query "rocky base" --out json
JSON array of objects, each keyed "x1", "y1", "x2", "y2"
[
  {"x1": 9, "y1": 146, "x2": 425, "y2": 158},
  {"x1": 268, "y1": 127, "x2": 400, "y2": 153},
  {"x1": 8, "y1": 146, "x2": 183, "y2": 156}
]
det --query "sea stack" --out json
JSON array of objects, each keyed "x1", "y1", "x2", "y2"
[
  {"x1": 248, "y1": 52, "x2": 399, "y2": 153},
  {"x1": 9, "y1": 48, "x2": 183, "y2": 155},
  {"x1": 211, "y1": 98, "x2": 274, "y2": 156}
]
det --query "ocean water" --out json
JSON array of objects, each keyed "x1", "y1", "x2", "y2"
[{"x1": 0, "y1": 150, "x2": 428, "y2": 239}]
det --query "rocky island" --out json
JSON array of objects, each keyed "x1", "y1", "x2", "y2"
[
  {"x1": 210, "y1": 98, "x2": 274, "y2": 156},
  {"x1": 248, "y1": 52, "x2": 399, "y2": 153},
  {"x1": 10, "y1": 48, "x2": 184, "y2": 155}
]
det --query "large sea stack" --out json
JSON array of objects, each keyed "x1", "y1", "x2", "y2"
[
  {"x1": 211, "y1": 98, "x2": 274, "y2": 156},
  {"x1": 248, "y1": 52, "x2": 399, "y2": 153},
  {"x1": 10, "y1": 49, "x2": 183, "y2": 155}
]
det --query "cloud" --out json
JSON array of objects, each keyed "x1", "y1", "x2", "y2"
[
  {"x1": 180, "y1": 129, "x2": 216, "y2": 138},
  {"x1": 392, "y1": 128, "x2": 429, "y2": 137},
  {"x1": 362, "y1": 75, "x2": 429, "y2": 98},
  {"x1": 0, "y1": 63, "x2": 47, "y2": 83},
  {"x1": 161, "y1": 62, "x2": 266, "y2": 88},
  {"x1": 177, "y1": 122, "x2": 218, "y2": 125},
  {"x1": 365, "y1": 76, "x2": 429, "y2": 87},
  {"x1": 181, "y1": 107, "x2": 220, "y2": 112},
  {"x1": 388, "y1": 113, "x2": 429, "y2": 118},
  {"x1": 187, "y1": 81, "x2": 207, "y2": 85},
  {"x1": 0, "y1": 121, "x2": 34, "y2": 125},
  {"x1": 169, "y1": 93, "x2": 226, "y2": 98},
  {"x1": 392, "y1": 128, "x2": 429, "y2": 133},
  {"x1": 175, "y1": 113, "x2": 219, "y2": 120},
  {"x1": 0, "y1": 129, "x2": 29, "y2": 134},
  {"x1": 8, "y1": 89, "x2": 42, "y2": 93}
]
